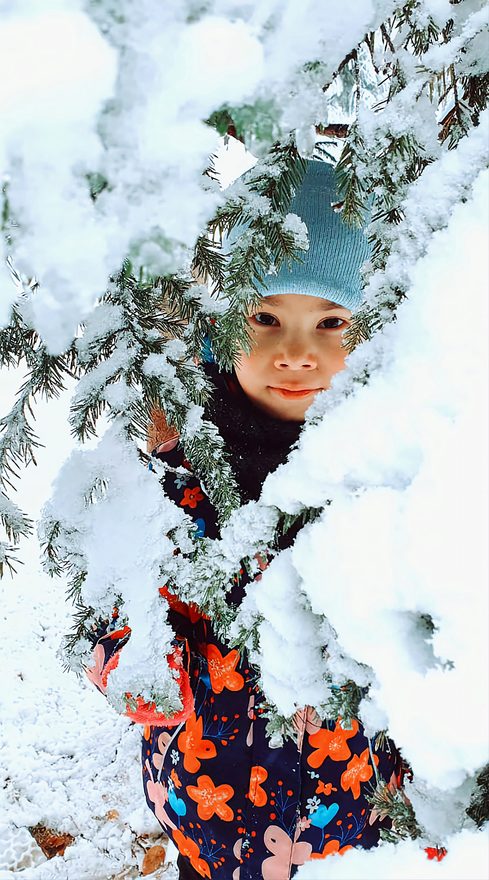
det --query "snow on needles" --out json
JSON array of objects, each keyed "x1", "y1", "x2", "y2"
[
  {"x1": 258, "y1": 169, "x2": 488, "y2": 800},
  {"x1": 0, "y1": 4, "x2": 117, "y2": 344},
  {"x1": 41, "y1": 425, "x2": 193, "y2": 714},
  {"x1": 0, "y1": 0, "x2": 396, "y2": 348}
]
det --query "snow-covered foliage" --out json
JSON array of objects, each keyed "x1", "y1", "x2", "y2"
[
  {"x1": 0, "y1": 0, "x2": 395, "y2": 348},
  {"x1": 1, "y1": 0, "x2": 488, "y2": 875},
  {"x1": 260, "y1": 163, "x2": 489, "y2": 832}
]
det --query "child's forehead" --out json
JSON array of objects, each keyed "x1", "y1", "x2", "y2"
[{"x1": 259, "y1": 294, "x2": 344, "y2": 311}]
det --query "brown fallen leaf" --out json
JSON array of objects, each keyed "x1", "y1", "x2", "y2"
[
  {"x1": 141, "y1": 844, "x2": 167, "y2": 875},
  {"x1": 29, "y1": 825, "x2": 74, "y2": 859},
  {"x1": 105, "y1": 809, "x2": 120, "y2": 821}
]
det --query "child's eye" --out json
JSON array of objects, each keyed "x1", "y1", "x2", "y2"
[
  {"x1": 317, "y1": 317, "x2": 349, "y2": 330},
  {"x1": 251, "y1": 312, "x2": 279, "y2": 327}
]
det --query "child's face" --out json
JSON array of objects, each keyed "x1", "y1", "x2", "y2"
[{"x1": 235, "y1": 294, "x2": 351, "y2": 421}]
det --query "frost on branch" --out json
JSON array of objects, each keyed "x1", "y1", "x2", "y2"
[
  {"x1": 0, "y1": 0, "x2": 488, "y2": 862},
  {"x1": 40, "y1": 425, "x2": 194, "y2": 715},
  {"x1": 259, "y1": 167, "x2": 489, "y2": 846}
]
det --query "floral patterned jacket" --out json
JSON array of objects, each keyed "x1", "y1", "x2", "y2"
[{"x1": 88, "y1": 440, "x2": 404, "y2": 880}]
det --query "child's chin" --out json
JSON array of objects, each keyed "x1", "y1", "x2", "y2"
[
  {"x1": 260, "y1": 398, "x2": 308, "y2": 422},
  {"x1": 263, "y1": 389, "x2": 320, "y2": 421}
]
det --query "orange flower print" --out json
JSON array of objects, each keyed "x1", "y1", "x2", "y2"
[
  {"x1": 248, "y1": 765, "x2": 268, "y2": 807},
  {"x1": 307, "y1": 718, "x2": 359, "y2": 769},
  {"x1": 341, "y1": 747, "x2": 379, "y2": 799},
  {"x1": 315, "y1": 780, "x2": 336, "y2": 796},
  {"x1": 173, "y1": 828, "x2": 211, "y2": 878},
  {"x1": 310, "y1": 839, "x2": 353, "y2": 859},
  {"x1": 206, "y1": 644, "x2": 244, "y2": 694},
  {"x1": 170, "y1": 768, "x2": 182, "y2": 789},
  {"x1": 177, "y1": 712, "x2": 217, "y2": 773},
  {"x1": 186, "y1": 774, "x2": 235, "y2": 821},
  {"x1": 180, "y1": 487, "x2": 204, "y2": 509}
]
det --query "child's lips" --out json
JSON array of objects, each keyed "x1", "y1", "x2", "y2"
[{"x1": 269, "y1": 386, "x2": 321, "y2": 399}]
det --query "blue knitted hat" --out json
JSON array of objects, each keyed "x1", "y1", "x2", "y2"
[{"x1": 236, "y1": 159, "x2": 371, "y2": 311}]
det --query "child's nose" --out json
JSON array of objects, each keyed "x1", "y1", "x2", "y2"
[{"x1": 273, "y1": 340, "x2": 317, "y2": 370}]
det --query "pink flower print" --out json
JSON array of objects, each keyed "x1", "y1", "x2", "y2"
[
  {"x1": 156, "y1": 437, "x2": 179, "y2": 454},
  {"x1": 85, "y1": 643, "x2": 108, "y2": 694},
  {"x1": 85, "y1": 638, "x2": 123, "y2": 694},
  {"x1": 152, "y1": 732, "x2": 172, "y2": 774},
  {"x1": 246, "y1": 694, "x2": 255, "y2": 747},
  {"x1": 262, "y1": 825, "x2": 312, "y2": 880},
  {"x1": 293, "y1": 706, "x2": 322, "y2": 751},
  {"x1": 144, "y1": 759, "x2": 177, "y2": 832},
  {"x1": 232, "y1": 838, "x2": 242, "y2": 880}
]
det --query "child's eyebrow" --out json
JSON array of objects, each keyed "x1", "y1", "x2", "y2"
[{"x1": 264, "y1": 297, "x2": 345, "y2": 311}]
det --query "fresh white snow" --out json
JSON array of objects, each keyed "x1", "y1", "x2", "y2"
[
  {"x1": 0, "y1": 377, "x2": 177, "y2": 878},
  {"x1": 1, "y1": 2, "x2": 488, "y2": 877}
]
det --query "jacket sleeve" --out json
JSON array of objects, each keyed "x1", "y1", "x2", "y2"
[
  {"x1": 85, "y1": 607, "x2": 195, "y2": 728},
  {"x1": 85, "y1": 437, "x2": 217, "y2": 726}
]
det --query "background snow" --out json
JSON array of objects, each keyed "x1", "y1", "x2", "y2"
[{"x1": 0, "y1": 375, "x2": 177, "y2": 877}]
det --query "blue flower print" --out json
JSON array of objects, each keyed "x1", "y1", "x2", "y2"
[
  {"x1": 174, "y1": 472, "x2": 190, "y2": 489},
  {"x1": 194, "y1": 518, "x2": 206, "y2": 538}
]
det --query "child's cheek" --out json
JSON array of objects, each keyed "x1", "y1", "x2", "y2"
[{"x1": 328, "y1": 347, "x2": 348, "y2": 382}]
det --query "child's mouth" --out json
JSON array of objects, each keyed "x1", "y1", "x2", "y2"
[{"x1": 269, "y1": 387, "x2": 320, "y2": 399}]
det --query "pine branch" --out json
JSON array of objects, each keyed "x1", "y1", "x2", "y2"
[
  {"x1": 335, "y1": 129, "x2": 368, "y2": 227},
  {"x1": 462, "y1": 72, "x2": 489, "y2": 121},
  {"x1": 59, "y1": 601, "x2": 97, "y2": 673},
  {"x1": 366, "y1": 778, "x2": 421, "y2": 842},
  {"x1": 398, "y1": 3, "x2": 441, "y2": 56},
  {"x1": 0, "y1": 299, "x2": 80, "y2": 577},
  {"x1": 326, "y1": 682, "x2": 365, "y2": 728},
  {"x1": 466, "y1": 764, "x2": 489, "y2": 828},
  {"x1": 263, "y1": 709, "x2": 298, "y2": 748},
  {"x1": 0, "y1": 491, "x2": 32, "y2": 545},
  {"x1": 192, "y1": 235, "x2": 226, "y2": 290},
  {"x1": 206, "y1": 141, "x2": 308, "y2": 370},
  {"x1": 0, "y1": 541, "x2": 24, "y2": 578},
  {"x1": 205, "y1": 98, "x2": 281, "y2": 150},
  {"x1": 439, "y1": 65, "x2": 472, "y2": 148},
  {"x1": 0, "y1": 302, "x2": 39, "y2": 369}
]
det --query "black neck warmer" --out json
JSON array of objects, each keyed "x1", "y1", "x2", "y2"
[{"x1": 203, "y1": 363, "x2": 302, "y2": 504}]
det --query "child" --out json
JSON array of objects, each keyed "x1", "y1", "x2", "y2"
[{"x1": 89, "y1": 161, "x2": 404, "y2": 879}]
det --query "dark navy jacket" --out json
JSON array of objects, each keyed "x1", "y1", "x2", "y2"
[{"x1": 89, "y1": 440, "x2": 404, "y2": 880}]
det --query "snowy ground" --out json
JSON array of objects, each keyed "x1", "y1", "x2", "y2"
[{"x1": 0, "y1": 375, "x2": 178, "y2": 879}]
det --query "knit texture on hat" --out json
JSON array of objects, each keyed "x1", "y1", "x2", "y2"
[{"x1": 247, "y1": 160, "x2": 370, "y2": 311}]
